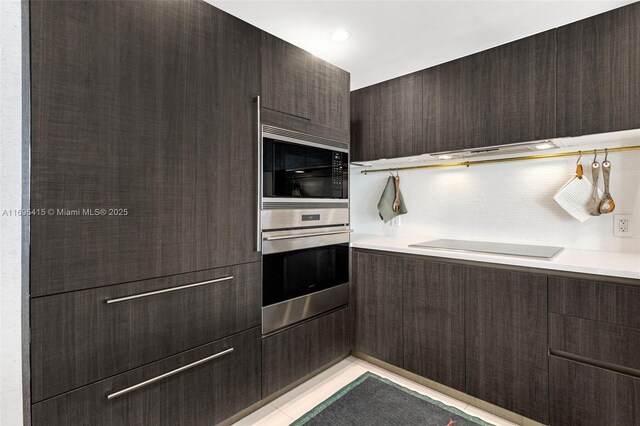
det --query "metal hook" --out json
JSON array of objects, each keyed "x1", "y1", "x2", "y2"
[
  {"x1": 396, "y1": 167, "x2": 399, "y2": 177},
  {"x1": 604, "y1": 148, "x2": 608, "y2": 162},
  {"x1": 576, "y1": 151, "x2": 582, "y2": 164},
  {"x1": 593, "y1": 149, "x2": 598, "y2": 162}
]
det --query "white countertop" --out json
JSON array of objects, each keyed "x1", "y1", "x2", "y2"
[{"x1": 350, "y1": 234, "x2": 640, "y2": 280}]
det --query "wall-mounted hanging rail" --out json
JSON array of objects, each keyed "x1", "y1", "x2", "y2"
[{"x1": 359, "y1": 145, "x2": 640, "y2": 174}]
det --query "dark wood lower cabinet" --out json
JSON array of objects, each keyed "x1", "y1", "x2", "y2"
[
  {"x1": 402, "y1": 258, "x2": 465, "y2": 391},
  {"x1": 31, "y1": 328, "x2": 261, "y2": 426},
  {"x1": 262, "y1": 307, "x2": 351, "y2": 397},
  {"x1": 550, "y1": 356, "x2": 640, "y2": 426},
  {"x1": 464, "y1": 267, "x2": 549, "y2": 424},
  {"x1": 31, "y1": 262, "x2": 261, "y2": 402},
  {"x1": 353, "y1": 251, "x2": 404, "y2": 367}
]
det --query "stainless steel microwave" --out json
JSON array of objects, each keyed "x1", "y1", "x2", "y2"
[{"x1": 262, "y1": 126, "x2": 348, "y2": 200}]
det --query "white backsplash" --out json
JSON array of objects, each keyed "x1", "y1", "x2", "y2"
[{"x1": 350, "y1": 132, "x2": 640, "y2": 254}]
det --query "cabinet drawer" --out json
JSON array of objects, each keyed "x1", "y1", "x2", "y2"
[
  {"x1": 262, "y1": 307, "x2": 351, "y2": 397},
  {"x1": 32, "y1": 328, "x2": 261, "y2": 426},
  {"x1": 550, "y1": 314, "x2": 640, "y2": 372},
  {"x1": 549, "y1": 356, "x2": 640, "y2": 426},
  {"x1": 31, "y1": 262, "x2": 260, "y2": 402},
  {"x1": 549, "y1": 276, "x2": 640, "y2": 329}
]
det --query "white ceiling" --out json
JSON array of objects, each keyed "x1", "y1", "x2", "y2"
[{"x1": 210, "y1": 0, "x2": 635, "y2": 90}]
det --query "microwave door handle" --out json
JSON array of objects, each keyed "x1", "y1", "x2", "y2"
[{"x1": 263, "y1": 229, "x2": 352, "y2": 241}]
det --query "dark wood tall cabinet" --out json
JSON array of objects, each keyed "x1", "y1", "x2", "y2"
[
  {"x1": 557, "y1": 2, "x2": 640, "y2": 137},
  {"x1": 402, "y1": 258, "x2": 465, "y2": 391},
  {"x1": 30, "y1": 0, "x2": 261, "y2": 296},
  {"x1": 464, "y1": 267, "x2": 549, "y2": 424},
  {"x1": 353, "y1": 251, "x2": 404, "y2": 367}
]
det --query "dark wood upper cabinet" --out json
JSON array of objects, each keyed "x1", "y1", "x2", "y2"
[
  {"x1": 402, "y1": 258, "x2": 465, "y2": 391},
  {"x1": 310, "y1": 56, "x2": 350, "y2": 137},
  {"x1": 350, "y1": 72, "x2": 423, "y2": 161},
  {"x1": 261, "y1": 33, "x2": 350, "y2": 141},
  {"x1": 30, "y1": 0, "x2": 261, "y2": 296},
  {"x1": 350, "y1": 85, "x2": 379, "y2": 161},
  {"x1": 480, "y1": 29, "x2": 556, "y2": 146},
  {"x1": 465, "y1": 267, "x2": 549, "y2": 424},
  {"x1": 261, "y1": 32, "x2": 311, "y2": 120},
  {"x1": 353, "y1": 251, "x2": 404, "y2": 367},
  {"x1": 557, "y1": 2, "x2": 640, "y2": 137},
  {"x1": 423, "y1": 54, "x2": 482, "y2": 152}
]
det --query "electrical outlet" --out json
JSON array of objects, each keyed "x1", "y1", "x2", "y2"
[{"x1": 614, "y1": 214, "x2": 633, "y2": 237}]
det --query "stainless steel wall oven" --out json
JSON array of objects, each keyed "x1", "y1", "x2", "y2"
[{"x1": 259, "y1": 126, "x2": 349, "y2": 334}]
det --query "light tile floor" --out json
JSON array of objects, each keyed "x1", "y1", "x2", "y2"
[{"x1": 233, "y1": 356, "x2": 518, "y2": 426}]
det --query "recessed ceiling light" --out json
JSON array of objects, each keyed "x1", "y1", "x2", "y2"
[
  {"x1": 535, "y1": 142, "x2": 554, "y2": 150},
  {"x1": 331, "y1": 29, "x2": 351, "y2": 42},
  {"x1": 438, "y1": 155, "x2": 453, "y2": 160}
]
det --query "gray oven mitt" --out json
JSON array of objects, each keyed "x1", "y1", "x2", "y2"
[{"x1": 377, "y1": 176, "x2": 408, "y2": 223}]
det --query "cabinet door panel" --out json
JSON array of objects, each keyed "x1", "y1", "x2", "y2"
[
  {"x1": 557, "y1": 2, "x2": 640, "y2": 137},
  {"x1": 262, "y1": 307, "x2": 351, "y2": 397},
  {"x1": 30, "y1": 0, "x2": 260, "y2": 296},
  {"x1": 550, "y1": 356, "x2": 640, "y2": 426},
  {"x1": 549, "y1": 313, "x2": 640, "y2": 372},
  {"x1": 377, "y1": 72, "x2": 424, "y2": 159},
  {"x1": 350, "y1": 86, "x2": 379, "y2": 161},
  {"x1": 261, "y1": 32, "x2": 311, "y2": 119},
  {"x1": 480, "y1": 30, "x2": 556, "y2": 146},
  {"x1": 311, "y1": 57, "x2": 350, "y2": 139},
  {"x1": 465, "y1": 267, "x2": 548, "y2": 423},
  {"x1": 353, "y1": 251, "x2": 403, "y2": 367},
  {"x1": 403, "y1": 258, "x2": 465, "y2": 391},
  {"x1": 549, "y1": 276, "x2": 640, "y2": 329},
  {"x1": 32, "y1": 328, "x2": 261, "y2": 426},
  {"x1": 423, "y1": 54, "x2": 482, "y2": 152},
  {"x1": 31, "y1": 262, "x2": 260, "y2": 402}
]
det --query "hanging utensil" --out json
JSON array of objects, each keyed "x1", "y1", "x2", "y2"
[
  {"x1": 575, "y1": 151, "x2": 583, "y2": 179},
  {"x1": 598, "y1": 149, "x2": 616, "y2": 214},
  {"x1": 588, "y1": 150, "x2": 601, "y2": 216},
  {"x1": 392, "y1": 169, "x2": 401, "y2": 212}
]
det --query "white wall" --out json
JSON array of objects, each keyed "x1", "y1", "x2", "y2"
[
  {"x1": 0, "y1": 1, "x2": 26, "y2": 425},
  {"x1": 351, "y1": 132, "x2": 640, "y2": 254}
]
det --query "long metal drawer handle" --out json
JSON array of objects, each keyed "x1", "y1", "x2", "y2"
[
  {"x1": 264, "y1": 229, "x2": 352, "y2": 241},
  {"x1": 105, "y1": 276, "x2": 234, "y2": 304},
  {"x1": 107, "y1": 347, "x2": 234, "y2": 400}
]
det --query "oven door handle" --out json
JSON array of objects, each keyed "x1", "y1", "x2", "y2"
[{"x1": 263, "y1": 229, "x2": 352, "y2": 241}]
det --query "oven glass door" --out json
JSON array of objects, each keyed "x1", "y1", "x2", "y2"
[
  {"x1": 263, "y1": 138, "x2": 348, "y2": 199},
  {"x1": 262, "y1": 243, "x2": 349, "y2": 306}
]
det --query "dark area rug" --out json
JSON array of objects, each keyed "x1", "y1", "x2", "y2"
[{"x1": 291, "y1": 372, "x2": 494, "y2": 426}]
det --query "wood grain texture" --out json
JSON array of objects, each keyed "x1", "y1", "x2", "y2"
[
  {"x1": 31, "y1": 328, "x2": 262, "y2": 426},
  {"x1": 310, "y1": 56, "x2": 350, "y2": 138},
  {"x1": 549, "y1": 276, "x2": 640, "y2": 329},
  {"x1": 260, "y1": 107, "x2": 349, "y2": 143},
  {"x1": 557, "y1": 2, "x2": 640, "y2": 137},
  {"x1": 377, "y1": 72, "x2": 424, "y2": 159},
  {"x1": 350, "y1": 73, "x2": 423, "y2": 161},
  {"x1": 30, "y1": 0, "x2": 261, "y2": 296},
  {"x1": 423, "y1": 54, "x2": 482, "y2": 152},
  {"x1": 480, "y1": 29, "x2": 556, "y2": 146},
  {"x1": 349, "y1": 86, "x2": 379, "y2": 161},
  {"x1": 261, "y1": 32, "x2": 311, "y2": 119},
  {"x1": 550, "y1": 313, "x2": 640, "y2": 372},
  {"x1": 549, "y1": 356, "x2": 640, "y2": 426},
  {"x1": 262, "y1": 307, "x2": 351, "y2": 397},
  {"x1": 465, "y1": 267, "x2": 548, "y2": 423},
  {"x1": 353, "y1": 251, "x2": 403, "y2": 367},
  {"x1": 402, "y1": 258, "x2": 465, "y2": 391},
  {"x1": 31, "y1": 262, "x2": 260, "y2": 402}
]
